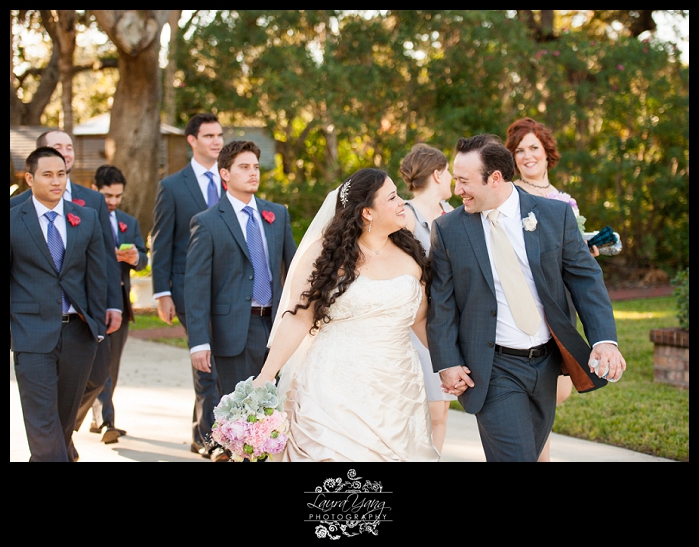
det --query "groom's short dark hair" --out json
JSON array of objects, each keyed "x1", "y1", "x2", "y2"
[{"x1": 456, "y1": 134, "x2": 515, "y2": 183}]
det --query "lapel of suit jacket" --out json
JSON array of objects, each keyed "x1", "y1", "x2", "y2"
[
  {"x1": 462, "y1": 209, "x2": 496, "y2": 296},
  {"x1": 517, "y1": 187, "x2": 544, "y2": 292},
  {"x1": 114, "y1": 210, "x2": 124, "y2": 246},
  {"x1": 21, "y1": 199, "x2": 56, "y2": 272},
  {"x1": 182, "y1": 164, "x2": 209, "y2": 211},
  {"x1": 256, "y1": 197, "x2": 277, "y2": 273},
  {"x1": 62, "y1": 201, "x2": 81, "y2": 267},
  {"x1": 219, "y1": 196, "x2": 251, "y2": 261}
]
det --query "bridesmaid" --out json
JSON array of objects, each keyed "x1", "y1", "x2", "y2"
[{"x1": 399, "y1": 143, "x2": 457, "y2": 453}]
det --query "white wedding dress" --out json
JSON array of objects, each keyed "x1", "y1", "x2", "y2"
[{"x1": 281, "y1": 274, "x2": 439, "y2": 462}]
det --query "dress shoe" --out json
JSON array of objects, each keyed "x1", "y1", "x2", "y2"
[
  {"x1": 89, "y1": 420, "x2": 101, "y2": 434},
  {"x1": 101, "y1": 426, "x2": 120, "y2": 445},
  {"x1": 191, "y1": 441, "x2": 211, "y2": 459},
  {"x1": 210, "y1": 447, "x2": 230, "y2": 462}
]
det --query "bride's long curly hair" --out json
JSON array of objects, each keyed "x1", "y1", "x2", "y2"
[{"x1": 291, "y1": 168, "x2": 431, "y2": 334}]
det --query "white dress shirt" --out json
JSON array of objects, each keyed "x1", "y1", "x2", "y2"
[
  {"x1": 481, "y1": 184, "x2": 550, "y2": 349},
  {"x1": 191, "y1": 158, "x2": 221, "y2": 204}
]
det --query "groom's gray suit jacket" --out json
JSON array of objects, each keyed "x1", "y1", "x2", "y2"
[
  {"x1": 427, "y1": 185, "x2": 614, "y2": 414},
  {"x1": 184, "y1": 195, "x2": 296, "y2": 357}
]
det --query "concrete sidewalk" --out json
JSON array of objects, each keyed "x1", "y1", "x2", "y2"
[{"x1": 10, "y1": 337, "x2": 675, "y2": 462}]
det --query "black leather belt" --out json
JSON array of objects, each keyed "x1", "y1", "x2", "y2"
[
  {"x1": 495, "y1": 339, "x2": 555, "y2": 359},
  {"x1": 62, "y1": 314, "x2": 80, "y2": 323},
  {"x1": 250, "y1": 307, "x2": 272, "y2": 317}
]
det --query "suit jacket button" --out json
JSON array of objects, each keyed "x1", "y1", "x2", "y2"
[
  {"x1": 249, "y1": 275, "x2": 254, "y2": 280},
  {"x1": 491, "y1": 310, "x2": 496, "y2": 316},
  {"x1": 246, "y1": 296, "x2": 251, "y2": 302},
  {"x1": 488, "y1": 342, "x2": 494, "y2": 348}
]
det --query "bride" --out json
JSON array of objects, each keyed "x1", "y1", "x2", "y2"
[{"x1": 253, "y1": 168, "x2": 439, "y2": 461}]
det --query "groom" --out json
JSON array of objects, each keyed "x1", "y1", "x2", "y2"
[
  {"x1": 427, "y1": 134, "x2": 626, "y2": 462},
  {"x1": 185, "y1": 140, "x2": 296, "y2": 406}
]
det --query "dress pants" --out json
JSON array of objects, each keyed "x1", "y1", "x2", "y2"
[
  {"x1": 13, "y1": 319, "x2": 98, "y2": 462},
  {"x1": 178, "y1": 312, "x2": 221, "y2": 449},
  {"x1": 474, "y1": 348, "x2": 560, "y2": 462},
  {"x1": 215, "y1": 314, "x2": 272, "y2": 396},
  {"x1": 74, "y1": 329, "x2": 112, "y2": 431},
  {"x1": 93, "y1": 315, "x2": 130, "y2": 427}
]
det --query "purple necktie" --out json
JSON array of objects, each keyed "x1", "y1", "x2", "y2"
[
  {"x1": 45, "y1": 211, "x2": 71, "y2": 313},
  {"x1": 243, "y1": 206, "x2": 272, "y2": 307},
  {"x1": 205, "y1": 171, "x2": 219, "y2": 207}
]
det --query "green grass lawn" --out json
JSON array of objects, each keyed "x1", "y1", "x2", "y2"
[
  {"x1": 452, "y1": 296, "x2": 689, "y2": 461},
  {"x1": 134, "y1": 297, "x2": 689, "y2": 461}
]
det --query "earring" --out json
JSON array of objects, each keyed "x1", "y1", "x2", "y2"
[{"x1": 368, "y1": 220, "x2": 372, "y2": 233}]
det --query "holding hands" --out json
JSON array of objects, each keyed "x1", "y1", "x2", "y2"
[{"x1": 440, "y1": 366, "x2": 475, "y2": 397}]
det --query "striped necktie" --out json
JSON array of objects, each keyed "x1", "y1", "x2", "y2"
[
  {"x1": 243, "y1": 206, "x2": 272, "y2": 307},
  {"x1": 45, "y1": 211, "x2": 71, "y2": 313}
]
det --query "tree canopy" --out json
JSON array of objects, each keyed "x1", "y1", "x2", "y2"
[{"x1": 10, "y1": 10, "x2": 689, "y2": 276}]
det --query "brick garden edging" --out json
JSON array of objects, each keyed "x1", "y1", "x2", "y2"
[{"x1": 649, "y1": 328, "x2": 689, "y2": 389}]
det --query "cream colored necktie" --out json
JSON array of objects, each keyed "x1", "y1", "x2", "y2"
[{"x1": 488, "y1": 210, "x2": 542, "y2": 336}]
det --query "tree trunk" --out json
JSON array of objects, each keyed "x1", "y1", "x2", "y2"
[
  {"x1": 163, "y1": 10, "x2": 181, "y2": 126},
  {"x1": 53, "y1": 10, "x2": 77, "y2": 133},
  {"x1": 91, "y1": 10, "x2": 169, "y2": 237}
]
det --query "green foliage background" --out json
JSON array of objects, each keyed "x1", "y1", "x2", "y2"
[{"x1": 172, "y1": 11, "x2": 688, "y2": 278}]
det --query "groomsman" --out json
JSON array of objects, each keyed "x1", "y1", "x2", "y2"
[
  {"x1": 428, "y1": 134, "x2": 626, "y2": 462},
  {"x1": 10, "y1": 147, "x2": 107, "y2": 462},
  {"x1": 185, "y1": 140, "x2": 296, "y2": 459},
  {"x1": 150, "y1": 113, "x2": 226, "y2": 459},
  {"x1": 13, "y1": 131, "x2": 124, "y2": 457},
  {"x1": 74, "y1": 165, "x2": 149, "y2": 444}
]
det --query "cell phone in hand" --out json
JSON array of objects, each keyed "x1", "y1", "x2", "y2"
[{"x1": 118, "y1": 243, "x2": 134, "y2": 250}]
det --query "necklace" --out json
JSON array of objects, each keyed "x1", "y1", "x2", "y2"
[
  {"x1": 359, "y1": 238, "x2": 388, "y2": 255},
  {"x1": 519, "y1": 177, "x2": 551, "y2": 190}
]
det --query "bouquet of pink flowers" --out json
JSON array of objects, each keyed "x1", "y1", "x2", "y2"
[{"x1": 210, "y1": 377, "x2": 289, "y2": 462}]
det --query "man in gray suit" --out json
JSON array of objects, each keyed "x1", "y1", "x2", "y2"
[
  {"x1": 428, "y1": 135, "x2": 626, "y2": 462},
  {"x1": 185, "y1": 140, "x2": 296, "y2": 449},
  {"x1": 10, "y1": 147, "x2": 107, "y2": 462},
  {"x1": 11, "y1": 132, "x2": 123, "y2": 458},
  {"x1": 151, "y1": 113, "x2": 225, "y2": 459}
]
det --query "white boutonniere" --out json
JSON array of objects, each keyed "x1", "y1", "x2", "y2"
[{"x1": 522, "y1": 212, "x2": 537, "y2": 231}]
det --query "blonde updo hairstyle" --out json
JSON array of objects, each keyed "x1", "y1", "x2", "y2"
[{"x1": 399, "y1": 143, "x2": 448, "y2": 193}]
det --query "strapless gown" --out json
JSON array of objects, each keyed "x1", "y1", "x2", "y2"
[{"x1": 282, "y1": 275, "x2": 439, "y2": 462}]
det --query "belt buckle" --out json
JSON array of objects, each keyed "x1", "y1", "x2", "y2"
[
  {"x1": 62, "y1": 314, "x2": 70, "y2": 323},
  {"x1": 528, "y1": 347, "x2": 537, "y2": 359}
]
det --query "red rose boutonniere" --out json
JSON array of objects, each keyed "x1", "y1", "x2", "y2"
[
  {"x1": 261, "y1": 210, "x2": 275, "y2": 224},
  {"x1": 72, "y1": 198, "x2": 86, "y2": 207},
  {"x1": 67, "y1": 213, "x2": 81, "y2": 227},
  {"x1": 119, "y1": 221, "x2": 128, "y2": 233}
]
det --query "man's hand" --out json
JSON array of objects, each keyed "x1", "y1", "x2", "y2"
[
  {"x1": 589, "y1": 342, "x2": 626, "y2": 382},
  {"x1": 115, "y1": 246, "x2": 139, "y2": 266},
  {"x1": 105, "y1": 310, "x2": 122, "y2": 334},
  {"x1": 191, "y1": 350, "x2": 212, "y2": 373},
  {"x1": 157, "y1": 295, "x2": 176, "y2": 325},
  {"x1": 439, "y1": 365, "x2": 474, "y2": 396}
]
